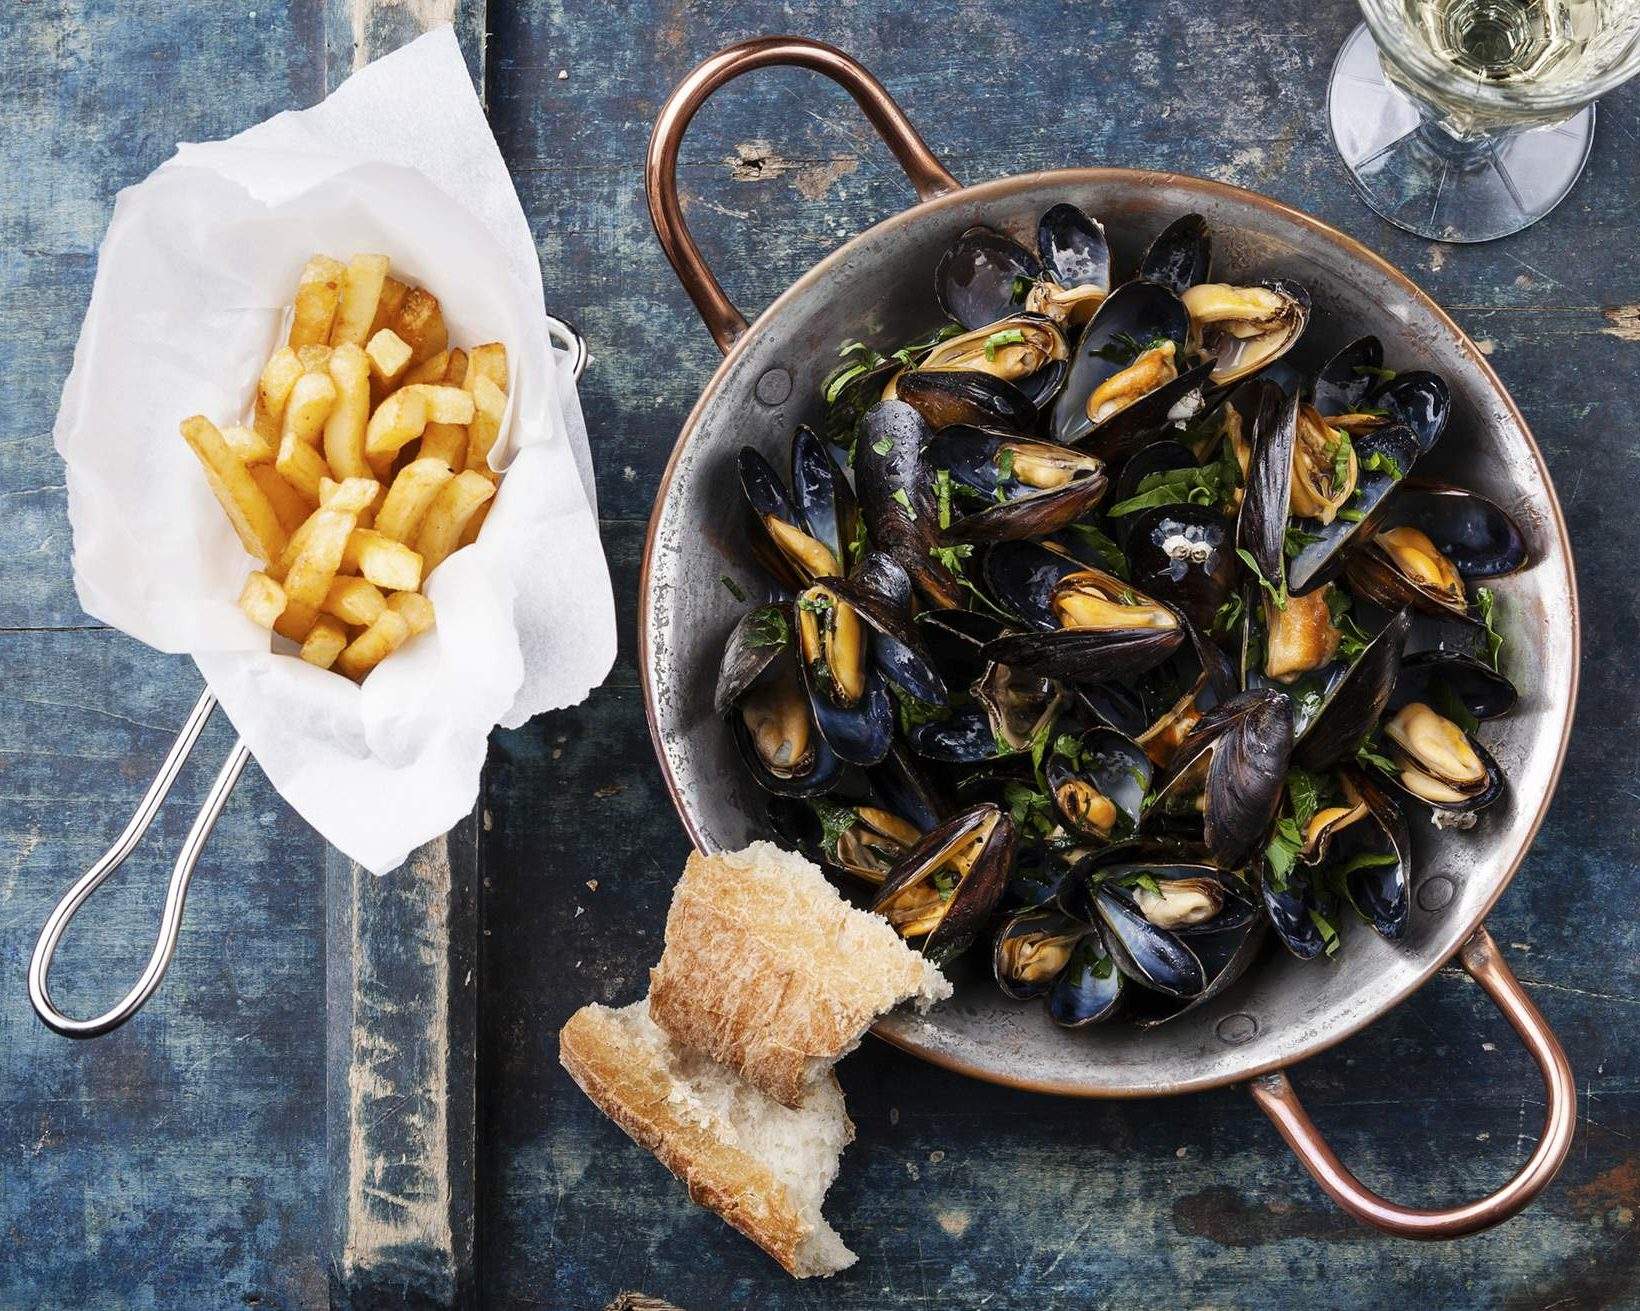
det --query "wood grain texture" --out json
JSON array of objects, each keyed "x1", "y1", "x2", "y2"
[{"x1": 1, "y1": 0, "x2": 1638, "y2": 1306}]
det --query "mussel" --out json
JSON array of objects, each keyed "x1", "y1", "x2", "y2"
[
  {"x1": 1044, "y1": 726, "x2": 1151, "y2": 842},
  {"x1": 716, "y1": 604, "x2": 842, "y2": 797},
  {"x1": 1379, "y1": 700, "x2": 1504, "y2": 815},
  {"x1": 927, "y1": 427, "x2": 1108, "y2": 542},
  {"x1": 855, "y1": 401, "x2": 965, "y2": 609},
  {"x1": 872, "y1": 803, "x2": 1016, "y2": 963},
  {"x1": 1181, "y1": 279, "x2": 1309, "y2": 387}
]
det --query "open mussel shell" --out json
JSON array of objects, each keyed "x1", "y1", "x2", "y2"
[
  {"x1": 869, "y1": 740, "x2": 951, "y2": 833},
  {"x1": 1138, "y1": 213, "x2": 1212, "y2": 296},
  {"x1": 1377, "y1": 371, "x2": 1451, "y2": 455},
  {"x1": 767, "y1": 795, "x2": 927, "y2": 887},
  {"x1": 1045, "y1": 726, "x2": 1152, "y2": 841},
  {"x1": 915, "y1": 607, "x2": 1011, "y2": 685},
  {"x1": 739, "y1": 446, "x2": 834, "y2": 589},
  {"x1": 896, "y1": 368, "x2": 1039, "y2": 436},
  {"x1": 1127, "y1": 501, "x2": 1237, "y2": 631},
  {"x1": 902, "y1": 315, "x2": 1072, "y2": 411},
  {"x1": 1109, "y1": 438, "x2": 1197, "y2": 534},
  {"x1": 1233, "y1": 380, "x2": 1296, "y2": 584},
  {"x1": 1292, "y1": 607, "x2": 1411, "y2": 770},
  {"x1": 1050, "y1": 280, "x2": 1194, "y2": 448},
  {"x1": 1149, "y1": 688, "x2": 1295, "y2": 870},
  {"x1": 872, "y1": 802, "x2": 1016, "y2": 964},
  {"x1": 794, "y1": 604, "x2": 895, "y2": 768},
  {"x1": 1378, "y1": 700, "x2": 1506, "y2": 815},
  {"x1": 1343, "y1": 526, "x2": 1473, "y2": 623},
  {"x1": 1005, "y1": 841, "x2": 1075, "y2": 910},
  {"x1": 824, "y1": 556, "x2": 948, "y2": 706},
  {"x1": 1311, "y1": 335, "x2": 1383, "y2": 416},
  {"x1": 790, "y1": 425, "x2": 858, "y2": 568},
  {"x1": 936, "y1": 225, "x2": 1041, "y2": 331},
  {"x1": 1037, "y1": 204, "x2": 1110, "y2": 304},
  {"x1": 910, "y1": 661, "x2": 1065, "y2": 764},
  {"x1": 929, "y1": 427, "x2": 1108, "y2": 543},
  {"x1": 1073, "y1": 878, "x2": 1207, "y2": 1000},
  {"x1": 980, "y1": 540, "x2": 1186, "y2": 683},
  {"x1": 1183, "y1": 278, "x2": 1309, "y2": 388},
  {"x1": 1261, "y1": 865, "x2": 1337, "y2": 960},
  {"x1": 1074, "y1": 678, "x2": 1151, "y2": 738},
  {"x1": 1080, "y1": 358, "x2": 1215, "y2": 466},
  {"x1": 1392, "y1": 649, "x2": 1517, "y2": 721},
  {"x1": 715, "y1": 602, "x2": 793, "y2": 717},
  {"x1": 856, "y1": 401, "x2": 965, "y2": 610},
  {"x1": 721, "y1": 628, "x2": 843, "y2": 798},
  {"x1": 1330, "y1": 768, "x2": 1411, "y2": 940},
  {"x1": 1376, "y1": 482, "x2": 1529, "y2": 580},
  {"x1": 1287, "y1": 421, "x2": 1423, "y2": 595}
]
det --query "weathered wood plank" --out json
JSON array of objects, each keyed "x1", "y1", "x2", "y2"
[{"x1": 319, "y1": 4, "x2": 486, "y2": 1308}]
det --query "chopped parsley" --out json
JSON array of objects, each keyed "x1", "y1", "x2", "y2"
[
  {"x1": 1237, "y1": 546, "x2": 1287, "y2": 608},
  {"x1": 890, "y1": 682, "x2": 948, "y2": 736},
  {"x1": 1108, "y1": 462, "x2": 1234, "y2": 517},
  {"x1": 1285, "y1": 768, "x2": 1326, "y2": 832},
  {"x1": 811, "y1": 800, "x2": 861, "y2": 858},
  {"x1": 796, "y1": 592, "x2": 833, "y2": 615},
  {"x1": 1065, "y1": 522, "x2": 1130, "y2": 579},
  {"x1": 1353, "y1": 364, "x2": 1398, "y2": 383},
  {"x1": 1361, "y1": 449, "x2": 1404, "y2": 479},
  {"x1": 743, "y1": 604, "x2": 790, "y2": 649},
  {"x1": 720, "y1": 574, "x2": 747, "y2": 602},
  {"x1": 1309, "y1": 906, "x2": 1341, "y2": 957},
  {"x1": 928, "y1": 541, "x2": 974, "y2": 573},
  {"x1": 934, "y1": 468, "x2": 955, "y2": 530},
  {"x1": 1355, "y1": 741, "x2": 1399, "y2": 776},
  {"x1": 1331, "y1": 429, "x2": 1354, "y2": 490},
  {"x1": 891, "y1": 487, "x2": 917, "y2": 521},
  {"x1": 871, "y1": 435, "x2": 894, "y2": 457},
  {"x1": 1474, "y1": 586, "x2": 1505, "y2": 670},
  {"x1": 1265, "y1": 815, "x2": 1304, "y2": 891},
  {"x1": 983, "y1": 328, "x2": 1027, "y2": 360},
  {"x1": 1284, "y1": 524, "x2": 1321, "y2": 559},
  {"x1": 1212, "y1": 591, "x2": 1245, "y2": 637}
]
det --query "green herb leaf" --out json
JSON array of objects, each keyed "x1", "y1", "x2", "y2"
[
  {"x1": 1285, "y1": 768, "x2": 1326, "y2": 832},
  {"x1": 1331, "y1": 429, "x2": 1354, "y2": 492},
  {"x1": 1333, "y1": 849, "x2": 1400, "y2": 881},
  {"x1": 929, "y1": 542, "x2": 974, "y2": 573},
  {"x1": 1109, "y1": 462, "x2": 1234, "y2": 517},
  {"x1": 1353, "y1": 364, "x2": 1398, "y2": 382},
  {"x1": 1434, "y1": 679, "x2": 1481, "y2": 737},
  {"x1": 1053, "y1": 733, "x2": 1084, "y2": 766},
  {"x1": 1337, "y1": 508, "x2": 1366, "y2": 522},
  {"x1": 993, "y1": 447, "x2": 1017, "y2": 504},
  {"x1": 720, "y1": 574, "x2": 747, "y2": 602},
  {"x1": 1126, "y1": 870, "x2": 1163, "y2": 897},
  {"x1": 810, "y1": 800, "x2": 860, "y2": 859},
  {"x1": 1474, "y1": 586, "x2": 1504, "y2": 671},
  {"x1": 743, "y1": 604, "x2": 789, "y2": 649},
  {"x1": 934, "y1": 468, "x2": 954, "y2": 530},
  {"x1": 984, "y1": 328, "x2": 1027, "y2": 360},
  {"x1": 1011, "y1": 275, "x2": 1034, "y2": 302},
  {"x1": 871, "y1": 436, "x2": 894, "y2": 457},
  {"x1": 1355, "y1": 741, "x2": 1398, "y2": 776},
  {"x1": 1361, "y1": 449, "x2": 1404, "y2": 479},
  {"x1": 1093, "y1": 331, "x2": 1145, "y2": 367},
  {"x1": 890, "y1": 681, "x2": 948, "y2": 736},
  {"x1": 1309, "y1": 906, "x2": 1342, "y2": 957},
  {"x1": 891, "y1": 487, "x2": 917, "y2": 521},
  {"x1": 848, "y1": 515, "x2": 869, "y2": 566},
  {"x1": 1265, "y1": 816, "x2": 1304, "y2": 891},
  {"x1": 1284, "y1": 524, "x2": 1321, "y2": 559},
  {"x1": 796, "y1": 592, "x2": 833, "y2": 615},
  {"x1": 1237, "y1": 547, "x2": 1287, "y2": 609},
  {"x1": 1211, "y1": 591, "x2": 1245, "y2": 637}
]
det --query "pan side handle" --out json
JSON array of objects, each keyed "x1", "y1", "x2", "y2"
[
  {"x1": 646, "y1": 36, "x2": 961, "y2": 355},
  {"x1": 1249, "y1": 925, "x2": 1575, "y2": 1238}
]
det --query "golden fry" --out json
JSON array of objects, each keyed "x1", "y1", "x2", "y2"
[
  {"x1": 413, "y1": 469, "x2": 496, "y2": 575},
  {"x1": 457, "y1": 497, "x2": 493, "y2": 549},
  {"x1": 465, "y1": 342, "x2": 508, "y2": 392},
  {"x1": 342, "y1": 528, "x2": 423, "y2": 591},
  {"x1": 275, "y1": 477, "x2": 380, "y2": 578},
  {"x1": 369, "y1": 277, "x2": 410, "y2": 339},
  {"x1": 239, "y1": 571, "x2": 286, "y2": 628},
  {"x1": 180, "y1": 415, "x2": 287, "y2": 565},
  {"x1": 405, "y1": 384, "x2": 475, "y2": 425},
  {"x1": 366, "y1": 328, "x2": 413, "y2": 387},
  {"x1": 254, "y1": 347, "x2": 304, "y2": 441},
  {"x1": 392, "y1": 288, "x2": 447, "y2": 365},
  {"x1": 301, "y1": 255, "x2": 345, "y2": 285},
  {"x1": 299, "y1": 615, "x2": 349, "y2": 670},
  {"x1": 296, "y1": 344, "x2": 333, "y2": 372},
  {"x1": 321, "y1": 575, "x2": 387, "y2": 626},
  {"x1": 465, "y1": 374, "x2": 508, "y2": 472},
  {"x1": 337, "y1": 609, "x2": 411, "y2": 681},
  {"x1": 221, "y1": 424, "x2": 274, "y2": 466},
  {"x1": 418, "y1": 424, "x2": 466, "y2": 469},
  {"x1": 364, "y1": 387, "x2": 430, "y2": 461},
  {"x1": 330, "y1": 254, "x2": 390, "y2": 347},
  {"x1": 386, "y1": 590, "x2": 435, "y2": 635},
  {"x1": 275, "y1": 431, "x2": 329, "y2": 504},
  {"x1": 323, "y1": 343, "x2": 372, "y2": 479},
  {"x1": 280, "y1": 370, "x2": 338, "y2": 449},
  {"x1": 290, "y1": 281, "x2": 340, "y2": 350},
  {"x1": 375, "y1": 458, "x2": 454, "y2": 542},
  {"x1": 272, "y1": 600, "x2": 319, "y2": 643},
  {"x1": 250, "y1": 464, "x2": 312, "y2": 534},
  {"x1": 399, "y1": 348, "x2": 450, "y2": 389},
  {"x1": 283, "y1": 506, "x2": 359, "y2": 608}
]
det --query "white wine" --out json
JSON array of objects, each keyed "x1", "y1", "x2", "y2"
[{"x1": 1401, "y1": 0, "x2": 1640, "y2": 84}]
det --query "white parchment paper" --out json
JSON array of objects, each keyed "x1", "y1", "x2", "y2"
[{"x1": 54, "y1": 27, "x2": 617, "y2": 874}]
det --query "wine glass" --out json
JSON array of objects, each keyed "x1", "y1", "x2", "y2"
[{"x1": 1328, "y1": 0, "x2": 1640, "y2": 242}]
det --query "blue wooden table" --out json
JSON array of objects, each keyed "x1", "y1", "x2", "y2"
[{"x1": 3, "y1": 2, "x2": 1637, "y2": 1306}]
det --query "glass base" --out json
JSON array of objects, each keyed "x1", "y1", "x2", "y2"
[{"x1": 1328, "y1": 22, "x2": 1595, "y2": 243}]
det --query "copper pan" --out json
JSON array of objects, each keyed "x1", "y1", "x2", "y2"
[{"x1": 640, "y1": 36, "x2": 1577, "y2": 1237}]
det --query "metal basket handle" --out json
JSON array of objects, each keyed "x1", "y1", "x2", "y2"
[
  {"x1": 29, "y1": 691, "x2": 249, "y2": 1037},
  {"x1": 30, "y1": 322, "x2": 589, "y2": 1039}
]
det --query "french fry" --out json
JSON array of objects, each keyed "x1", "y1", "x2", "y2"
[
  {"x1": 364, "y1": 387, "x2": 430, "y2": 462},
  {"x1": 337, "y1": 609, "x2": 411, "y2": 681},
  {"x1": 342, "y1": 528, "x2": 423, "y2": 591},
  {"x1": 369, "y1": 277, "x2": 410, "y2": 339},
  {"x1": 323, "y1": 344, "x2": 371, "y2": 479},
  {"x1": 299, "y1": 615, "x2": 349, "y2": 669},
  {"x1": 275, "y1": 431, "x2": 329, "y2": 505},
  {"x1": 239, "y1": 572, "x2": 287, "y2": 628},
  {"x1": 399, "y1": 348, "x2": 451, "y2": 389},
  {"x1": 301, "y1": 255, "x2": 345, "y2": 284},
  {"x1": 386, "y1": 591, "x2": 435, "y2": 636},
  {"x1": 413, "y1": 469, "x2": 495, "y2": 575},
  {"x1": 366, "y1": 329, "x2": 413, "y2": 387},
  {"x1": 290, "y1": 276, "x2": 341, "y2": 349},
  {"x1": 321, "y1": 575, "x2": 387, "y2": 626},
  {"x1": 465, "y1": 342, "x2": 508, "y2": 393},
  {"x1": 253, "y1": 347, "x2": 304, "y2": 441},
  {"x1": 273, "y1": 600, "x2": 319, "y2": 643},
  {"x1": 179, "y1": 416, "x2": 287, "y2": 565},
  {"x1": 320, "y1": 477, "x2": 382, "y2": 513},
  {"x1": 296, "y1": 344, "x2": 334, "y2": 372},
  {"x1": 375, "y1": 458, "x2": 454, "y2": 543},
  {"x1": 221, "y1": 424, "x2": 274, "y2": 466},
  {"x1": 330, "y1": 254, "x2": 390, "y2": 347},
  {"x1": 405, "y1": 384, "x2": 475, "y2": 425},
  {"x1": 457, "y1": 497, "x2": 493, "y2": 549},
  {"x1": 283, "y1": 505, "x2": 359, "y2": 608},
  {"x1": 464, "y1": 374, "x2": 508, "y2": 472},
  {"x1": 443, "y1": 347, "x2": 469, "y2": 387},
  {"x1": 418, "y1": 424, "x2": 467, "y2": 469},
  {"x1": 281, "y1": 370, "x2": 338, "y2": 449},
  {"x1": 393, "y1": 287, "x2": 447, "y2": 365},
  {"x1": 250, "y1": 464, "x2": 313, "y2": 534}
]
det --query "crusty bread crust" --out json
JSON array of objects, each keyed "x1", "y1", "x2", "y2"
[
  {"x1": 559, "y1": 1001, "x2": 851, "y2": 1277},
  {"x1": 648, "y1": 842, "x2": 951, "y2": 1108}
]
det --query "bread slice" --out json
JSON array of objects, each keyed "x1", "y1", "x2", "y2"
[
  {"x1": 648, "y1": 842, "x2": 952, "y2": 1107},
  {"x1": 560, "y1": 998, "x2": 858, "y2": 1278}
]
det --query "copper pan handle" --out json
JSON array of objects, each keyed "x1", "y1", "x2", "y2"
[
  {"x1": 647, "y1": 36, "x2": 961, "y2": 355},
  {"x1": 1250, "y1": 925, "x2": 1575, "y2": 1238}
]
